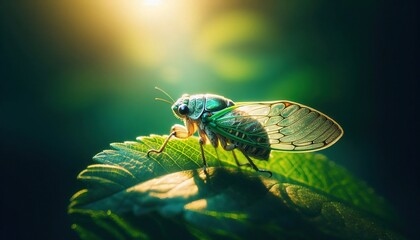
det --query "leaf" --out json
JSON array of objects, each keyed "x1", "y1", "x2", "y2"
[{"x1": 69, "y1": 135, "x2": 403, "y2": 239}]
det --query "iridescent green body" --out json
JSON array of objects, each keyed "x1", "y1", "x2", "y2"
[
  {"x1": 148, "y1": 93, "x2": 344, "y2": 176},
  {"x1": 172, "y1": 94, "x2": 233, "y2": 120},
  {"x1": 172, "y1": 94, "x2": 270, "y2": 160}
]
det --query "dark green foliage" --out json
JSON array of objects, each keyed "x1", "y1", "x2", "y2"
[{"x1": 69, "y1": 135, "x2": 403, "y2": 239}]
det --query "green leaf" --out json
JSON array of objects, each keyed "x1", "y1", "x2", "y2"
[{"x1": 69, "y1": 135, "x2": 403, "y2": 239}]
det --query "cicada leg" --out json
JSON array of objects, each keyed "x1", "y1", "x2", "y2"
[
  {"x1": 147, "y1": 123, "x2": 194, "y2": 156},
  {"x1": 219, "y1": 138, "x2": 244, "y2": 166},
  {"x1": 198, "y1": 137, "x2": 208, "y2": 174},
  {"x1": 147, "y1": 131, "x2": 176, "y2": 156},
  {"x1": 149, "y1": 123, "x2": 209, "y2": 175},
  {"x1": 220, "y1": 139, "x2": 271, "y2": 177},
  {"x1": 242, "y1": 152, "x2": 272, "y2": 177},
  {"x1": 231, "y1": 150, "x2": 251, "y2": 168}
]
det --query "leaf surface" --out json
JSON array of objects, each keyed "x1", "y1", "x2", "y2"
[{"x1": 69, "y1": 135, "x2": 402, "y2": 239}]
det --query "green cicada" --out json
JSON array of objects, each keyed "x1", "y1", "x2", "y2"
[{"x1": 148, "y1": 90, "x2": 343, "y2": 176}]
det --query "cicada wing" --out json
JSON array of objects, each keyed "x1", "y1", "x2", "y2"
[{"x1": 211, "y1": 101, "x2": 343, "y2": 152}]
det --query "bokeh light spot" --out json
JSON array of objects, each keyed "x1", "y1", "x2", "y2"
[{"x1": 194, "y1": 10, "x2": 276, "y2": 82}]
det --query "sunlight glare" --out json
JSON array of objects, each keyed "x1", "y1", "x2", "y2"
[{"x1": 144, "y1": 0, "x2": 163, "y2": 7}]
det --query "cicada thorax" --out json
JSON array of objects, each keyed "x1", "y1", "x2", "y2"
[
  {"x1": 216, "y1": 109, "x2": 271, "y2": 160},
  {"x1": 186, "y1": 94, "x2": 234, "y2": 120}
]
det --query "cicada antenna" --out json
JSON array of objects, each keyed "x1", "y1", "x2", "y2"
[
  {"x1": 155, "y1": 97, "x2": 172, "y2": 105},
  {"x1": 155, "y1": 87, "x2": 175, "y2": 103}
]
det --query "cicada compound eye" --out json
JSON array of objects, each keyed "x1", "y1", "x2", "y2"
[{"x1": 178, "y1": 104, "x2": 189, "y2": 115}]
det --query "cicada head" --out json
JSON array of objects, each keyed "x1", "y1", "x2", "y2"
[
  {"x1": 171, "y1": 94, "x2": 191, "y2": 119},
  {"x1": 172, "y1": 94, "x2": 208, "y2": 120}
]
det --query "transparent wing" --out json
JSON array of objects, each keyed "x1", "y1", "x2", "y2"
[{"x1": 210, "y1": 101, "x2": 343, "y2": 152}]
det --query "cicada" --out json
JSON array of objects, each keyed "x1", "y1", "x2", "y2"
[{"x1": 148, "y1": 89, "x2": 343, "y2": 176}]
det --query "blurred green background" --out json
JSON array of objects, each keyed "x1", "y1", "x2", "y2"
[{"x1": 1, "y1": 0, "x2": 418, "y2": 239}]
